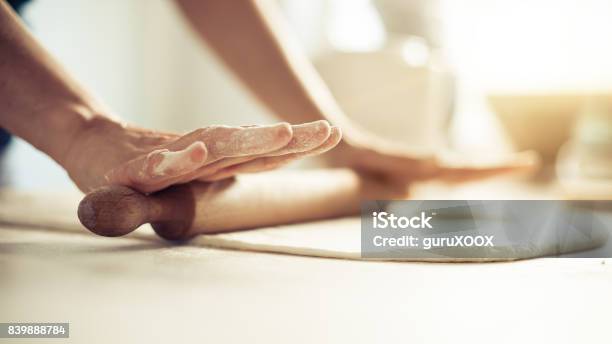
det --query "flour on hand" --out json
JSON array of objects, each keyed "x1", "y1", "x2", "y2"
[{"x1": 151, "y1": 142, "x2": 206, "y2": 176}]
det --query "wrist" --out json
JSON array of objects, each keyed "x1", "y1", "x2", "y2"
[{"x1": 55, "y1": 107, "x2": 124, "y2": 168}]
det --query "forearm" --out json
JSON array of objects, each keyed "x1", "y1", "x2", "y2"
[
  {"x1": 174, "y1": 0, "x2": 353, "y2": 129},
  {"x1": 0, "y1": 1, "x2": 113, "y2": 165}
]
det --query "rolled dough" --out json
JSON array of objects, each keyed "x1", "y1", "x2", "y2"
[
  {"x1": 191, "y1": 216, "x2": 608, "y2": 262},
  {"x1": 0, "y1": 189, "x2": 607, "y2": 262}
]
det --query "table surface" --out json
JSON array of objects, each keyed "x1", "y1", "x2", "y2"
[{"x1": 1, "y1": 184, "x2": 611, "y2": 343}]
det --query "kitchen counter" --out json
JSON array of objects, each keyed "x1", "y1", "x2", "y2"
[{"x1": 0, "y1": 187, "x2": 611, "y2": 343}]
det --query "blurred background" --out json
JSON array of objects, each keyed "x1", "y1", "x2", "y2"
[{"x1": 2, "y1": 0, "x2": 612, "y2": 196}]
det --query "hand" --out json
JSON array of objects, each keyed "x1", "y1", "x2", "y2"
[
  {"x1": 63, "y1": 117, "x2": 341, "y2": 193},
  {"x1": 324, "y1": 128, "x2": 538, "y2": 187}
]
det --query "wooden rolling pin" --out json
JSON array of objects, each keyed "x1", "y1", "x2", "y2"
[{"x1": 78, "y1": 169, "x2": 396, "y2": 240}]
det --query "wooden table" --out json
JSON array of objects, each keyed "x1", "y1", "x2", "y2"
[{"x1": 1, "y1": 186, "x2": 611, "y2": 343}]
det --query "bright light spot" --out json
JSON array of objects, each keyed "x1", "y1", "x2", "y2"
[
  {"x1": 439, "y1": 0, "x2": 612, "y2": 92},
  {"x1": 401, "y1": 37, "x2": 430, "y2": 66},
  {"x1": 328, "y1": 0, "x2": 386, "y2": 52}
]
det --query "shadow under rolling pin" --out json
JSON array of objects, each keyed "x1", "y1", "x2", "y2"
[{"x1": 78, "y1": 170, "x2": 369, "y2": 240}]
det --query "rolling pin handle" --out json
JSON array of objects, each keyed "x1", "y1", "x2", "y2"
[{"x1": 78, "y1": 185, "x2": 151, "y2": 237}]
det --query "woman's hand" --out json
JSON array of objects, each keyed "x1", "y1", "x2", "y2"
[
  {"x1": 63, "y1": 117, "x2": 341, "y2": 193},
  {"x1": 324, "y1": 128, "x2": 538, "y2": 187}
]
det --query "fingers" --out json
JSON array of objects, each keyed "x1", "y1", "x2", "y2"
[
  {"x1": 203, "y1": 123, "x2": 294, "y2": 158},
  {"x1": 355, "y1": 148, "x2": 439, "y2": 181},
  {"x1": 436, "y1": 151, "x2": 539, "y2": 183},
  {"x1": 201, "y1": 126, "x2": 342, "y2": 182},
  {"x1": 436, "y1": 166, "x2": 525, "y2": 183},
  {"x1": 192, "y1": 120, "x2": 332, "y2": 179},
  {"x1": 270, "y1": 120, "x2": 331, "y2": 155},
  {"x1": 164, "y1": 122, "x2": 293, "y2": 161},
  {"x1": 383, "y1": 150, "x2": 538, "y2": 185},
  {"x1": 105, "y1": 141, "x2": 209, "y2": 193},
  {"x1": 350, "y1": 147, "x2": 539, "y2": 187},
  {"x1": 104, "y1": 121, "x2": 333, "y2": 193}
]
